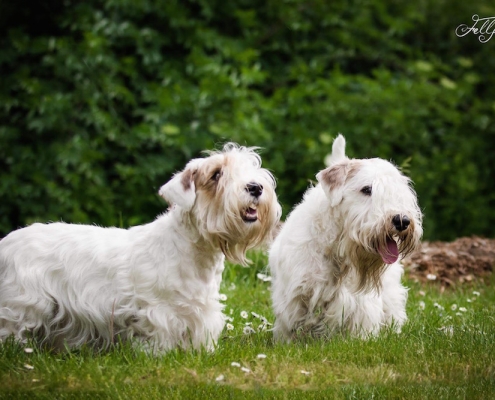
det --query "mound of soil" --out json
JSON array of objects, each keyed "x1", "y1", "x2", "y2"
[{"x1": 403, "y1": 236, "x2": 495, "y2": 287}]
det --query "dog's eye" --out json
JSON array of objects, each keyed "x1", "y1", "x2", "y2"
[
  {"x1": 211, "y1": 170, "x2": 222, "y2": 182},
  {"x1": 360, "y1": 186, "x2": 372, "y2": 196}
]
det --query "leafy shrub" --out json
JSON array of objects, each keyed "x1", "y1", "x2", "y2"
[{"x1": 1, "y1": 0, "x2": 494, "y2": 240}]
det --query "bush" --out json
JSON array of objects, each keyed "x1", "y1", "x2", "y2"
[{"x1": 1, "y1": 0, "x2": 494, "y2": 240}]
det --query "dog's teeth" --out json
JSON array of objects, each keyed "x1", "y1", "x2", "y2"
[{"x1": 250, "y1": 204, "x2": 257, "y2": 210}]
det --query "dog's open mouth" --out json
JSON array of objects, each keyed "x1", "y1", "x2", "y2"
[
  {"x1": 242, "y1": 205, "x2": 258, "y2": 222},
  {"x1": 378, "y1": 236, "x2": 399, "y2": 264}
]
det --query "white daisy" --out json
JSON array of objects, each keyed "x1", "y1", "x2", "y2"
[{"x1": 243, "y1": 326, "x2": 255, "y2": 334}]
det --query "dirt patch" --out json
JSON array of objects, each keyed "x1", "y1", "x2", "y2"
[{"x1": 403, "y1": 236, "x2": 495, "y2": 287}]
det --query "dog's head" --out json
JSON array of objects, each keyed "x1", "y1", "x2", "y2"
[
  {"x1": 159, "y1": 143, "x2": 282, "y2": 265},
  {"x1": 317, "y1": 135, "x2": 423, "y2": 290}
]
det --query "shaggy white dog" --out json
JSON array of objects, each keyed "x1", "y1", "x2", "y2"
[
  {"x1": 270, "y1": 135, "x2": 422, "y2": 341},
  {"x1": 0, "y1": 143, "x2": 281, "y2": 352}
]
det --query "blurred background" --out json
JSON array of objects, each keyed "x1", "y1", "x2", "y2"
[{"x1": 1, "y1": 0, "x2": 494, "y2": 241}]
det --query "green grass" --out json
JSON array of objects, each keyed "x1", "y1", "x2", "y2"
[{"x1": 1, "y1": 252, "x2": 494, "y2": 399}]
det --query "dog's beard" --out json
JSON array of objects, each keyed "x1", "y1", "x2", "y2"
[
  {"x1": 333, "y1": 220, "x2": 420, "y2": 292},
  {"x1": 192, "y1": 190, "x2": 279, "y2": 265}
]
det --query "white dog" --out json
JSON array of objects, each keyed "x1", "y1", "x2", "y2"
[
  {"x1": 269, "y1": 135, "x2": 422, "y2": 341},
  {"x1": 0, "y1": 143, "x2": 281, "y2": 353}
]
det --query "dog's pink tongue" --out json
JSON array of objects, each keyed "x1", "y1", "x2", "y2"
[{"x1": 379, "y1": 238, "x2": 399, "y2": 264}]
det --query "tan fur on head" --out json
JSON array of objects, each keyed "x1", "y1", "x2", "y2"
[
  {"x1": 161, "y1": 143, "x2": 281, "y2": 265},
  {"x1": 317, "y1": 160, "x2": 361, "y2": 207}
]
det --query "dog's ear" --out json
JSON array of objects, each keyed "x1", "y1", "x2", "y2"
[
  {"x1": 159, "y1": 161, "x2": 200, "y2": 211},
  {"x1": 324, "y1": 134, "x2": 347, "y2": 166},
  {"x1": 316, "y1": 161, "x2": 350, "y2": 207}
]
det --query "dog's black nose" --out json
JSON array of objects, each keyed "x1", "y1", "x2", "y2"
[
  {"x1": 246, "y1": 182, "x2": 263, "y2": 198},
  {"x1": 392, "y1": 214, "x2": 410, "y2": 232}
]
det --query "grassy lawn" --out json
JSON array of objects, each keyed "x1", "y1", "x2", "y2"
[{"x1": 1, "y1": 251, "x2": 494, "y2": 399}]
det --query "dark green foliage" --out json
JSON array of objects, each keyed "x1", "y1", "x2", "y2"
[{"x1": 1, "y1": 0, "x2": 494, "y2": 239}]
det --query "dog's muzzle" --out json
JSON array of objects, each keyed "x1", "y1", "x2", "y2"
[{"x1": 242, "y1": 182, "x2": 264, "y2": 222}]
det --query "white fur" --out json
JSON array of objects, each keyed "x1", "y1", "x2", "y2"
[
  {"x1": 0, "y1": 143, "x2": 281, "y2": 353},
  {"x1": 270, "y1": 135, "x2": 422, "y2": 341}
]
